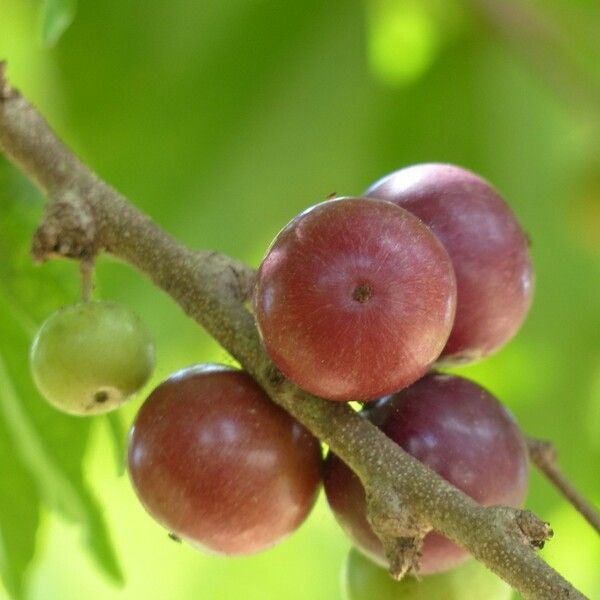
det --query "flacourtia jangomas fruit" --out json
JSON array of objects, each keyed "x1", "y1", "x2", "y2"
[
  {"x1": 254, "y1": 197, "x2": 457, "y2": 401},
  {"x1": 128, "y1": 364, "x2": 323, "y2": 555},
  {"x1": 366, "y1": 163, "x2": 534, "y2": 365},
  {"x1": 30, "y1": 301, "x2": 155, "y2": 415},
  {"x1": 325, "y1": 372, "x2": 529, "y2": 574}
]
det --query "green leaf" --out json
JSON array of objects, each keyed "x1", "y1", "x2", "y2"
[
  {"x1": 0, "y1": 311, "x2": 123, "y2": 585},
  {"x1": 39, "y1": 0, "x2": 77, "y2": 48},
  {"x1": 0, "y1": 164, "x2": 123, "y2": 585},
  {"x1": 0, "y1": 412, "x2": 40, "y2": 600},
  {"x1": 0, "y1": 332, "x2": 84, "y2": 521}
]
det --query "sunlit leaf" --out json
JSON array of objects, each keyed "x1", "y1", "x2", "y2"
[{"x1": 0, "y1": 411, "x2": 40, "y2": 600}]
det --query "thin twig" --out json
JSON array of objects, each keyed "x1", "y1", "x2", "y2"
[{"x1": 528, "y1": 437, "x2": 600, "y2": 535}]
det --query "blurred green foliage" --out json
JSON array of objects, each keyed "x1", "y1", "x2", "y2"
[
  {"x1": 39, "y1": 0, "x2": 77, "y2": 48},
  {"x1": 0, "y1": 1, "x2": 599, "y2": 599}
]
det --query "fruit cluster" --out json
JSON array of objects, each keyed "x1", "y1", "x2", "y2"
[{"x1": 30, "y1": 163, "x2": 534, "y2": 597}]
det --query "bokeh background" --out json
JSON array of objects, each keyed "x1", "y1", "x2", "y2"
[{"x1": 1, "y1": 1, "x2": 599, "y2": 599}]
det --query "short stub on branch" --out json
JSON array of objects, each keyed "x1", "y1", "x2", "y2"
[
  {"x1": 31, "y1": 196, "x2": 97, "y2": 263},
  {"x1": 486, "y1": 505, "x2": 554, "y2": 552},
  {"x1": 517, "y1": 510, "x2": 554, "y2": 550},
  {"x1": 366, "y1": 489, "x2": 429, "y2": 579},
  {"x1": 382, "y1": 536, "x2": 425, "y2": 580}
]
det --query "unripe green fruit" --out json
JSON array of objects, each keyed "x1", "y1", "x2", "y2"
[
  {"x1": 30, "y1": 301, "x2": 155, "y2": 416},
  {"x1": 344, "y1": 548, "x2": 512, "y2": 600}
]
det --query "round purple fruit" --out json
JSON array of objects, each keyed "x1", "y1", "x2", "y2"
[
  {"x1": 324, "y1": 372, "x2": 529, "y2": 574},
  {"x1": 254, "y1": 197, "x2": 457, "y2": 401},
  {"x1": 128, "y1": 365, "x2": 322, "y2": 555},
  {"x1": 366, "y1": 163, "x2": 534, "y2": 364}
]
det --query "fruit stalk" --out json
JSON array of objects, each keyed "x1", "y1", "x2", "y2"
[{"x1": 0, "y1": 62, "x2": 588, "y2": 600}]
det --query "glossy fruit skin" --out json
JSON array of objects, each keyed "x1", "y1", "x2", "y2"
[
  {"x1": 254, "y1": 197, "x2": 457, "y2": 401},
  {"x1": 366, "y1": 163, "x2": 534, "y2": 364},
  {"x1": 30, "y1": 301, "x2": 155, "y2": 416},
  {"x1": 344, "y1": 548, "x2": 512, "y2": 600},
  {"x1": 128, "y1": 365, "x2": 322, "y2": 555},
  {"x1": 324, "y1": 372, "x2": 528, "y2": 574}
]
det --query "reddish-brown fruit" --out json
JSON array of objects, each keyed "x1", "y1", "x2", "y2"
[
  {"x1": 366, "y1": 163, "x2": 534, "y2": 364},
  {"x1": 254, "y1": 197, "x2": 457, "y2": 401},
  {"x1": 324, "y1": 372, "x2": 529, "y2": 574},
  {"x1": 128, "y1": 365, "x2": 322, "y2": 555}
]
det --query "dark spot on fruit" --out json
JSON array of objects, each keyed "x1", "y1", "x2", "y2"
[
  {"x1": 94, "y1": 390, "x2": 109, "y2": 403},
  {"x1": 352, "y1": 283, "x2": 373, "y2": 303},
  {"x1": 168, "y1": 532, "x2": 182, "y2": 543}
]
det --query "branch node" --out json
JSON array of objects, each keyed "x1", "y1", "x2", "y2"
[
  {"x1": 517, "y1": 510, "x2": 554, "y2": 550},
  {"x1": 385, "y1": 536, "x2": 424, "y2": 580},
  {"x1": 366, "y1": 488, "x2": 429, "y2": 578},
  {"x1": 31, "y1": 195, "x2": 98, "y2": 263}
]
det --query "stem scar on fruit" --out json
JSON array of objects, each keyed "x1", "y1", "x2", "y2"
[
  {"x1": 352, "y1": 283, "x2": 373, "y2": 303},
  {"x1": 94, "y1": 390, "x2": 109, "y2": 403}
]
